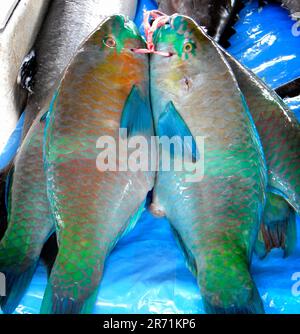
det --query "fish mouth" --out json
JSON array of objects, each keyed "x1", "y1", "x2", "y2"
[{"x1": 130, "y1": 47, "x2": 174, "y2": 57}]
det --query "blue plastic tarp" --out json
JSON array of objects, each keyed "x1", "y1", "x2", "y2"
[{"x1": 228, "y1": 0, "x2": 300, "y2": 90}]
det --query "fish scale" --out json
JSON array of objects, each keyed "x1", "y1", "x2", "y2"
[
  {"x1": 0, "y1": 111, "x2": 54, "y2": 314},
  {"x1": 41, "y1": 15, "x2": 155, "y2": 314},
  {"x1": 150, "y1": 15, "x2": 267, "y2": 314},
  {"x1": 220, "y1": 49, "x2": 300, "y2": 257}
]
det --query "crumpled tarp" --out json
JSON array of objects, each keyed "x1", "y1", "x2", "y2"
[{"x1": 0, "y1": 0, "x2": 299, "y2": 314}]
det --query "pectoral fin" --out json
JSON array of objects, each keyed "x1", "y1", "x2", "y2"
[
  {"x1": 157, "y1": 101, "x2": 200, "y2": 162},
  {"x1": 120, "y1": 85, "x2": 154, "y2": 139}
]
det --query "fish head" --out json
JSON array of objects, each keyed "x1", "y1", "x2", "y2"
[
  {"x1": 87, "y1": 14, "x2": 145, "y2": 55},
  {"x1": 63, "y1": 15, "x2": 148, "y2": 94},
  {"x1": 152, "y1": 14, "x2": 225, "y2": 97}
]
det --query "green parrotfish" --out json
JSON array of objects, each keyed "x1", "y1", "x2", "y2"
[
  {"x1": 150, "y1": 14, "x2": 267, "y2": 314},
  {"x1": 41, "y1": 15, "x2": 155, "y2": 314}
]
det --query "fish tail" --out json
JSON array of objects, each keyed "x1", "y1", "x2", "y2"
[
  {"x1": 41, "y1": 284, "x2": 98, "y2": 315},
  {"x1": 192, "y1": 243, "x2": 265, "y2": 314},
  {"x1": 203, "y1": 285, "x2": 264, "y2": 314},
  {"x1": 0, "y1": 263, "x2": 37, "y2": 314},
  {"x1": 0, "y1": 226, "x2": 52, "y2": 313},
  {"x1": 255, "y1": 194, "x2": 297, "y2": 258},
  {"x1": 0, "y1": 237, "x2": 40, "y2": 313},
  {"x1": 40, "y1": 247, "x2": 104, "y2": 314}
]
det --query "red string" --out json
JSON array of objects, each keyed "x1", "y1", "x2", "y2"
[{"x1": 132, "y1": 10, "x2": 172, "y2": 57}]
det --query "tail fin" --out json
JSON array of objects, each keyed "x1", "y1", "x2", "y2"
[
  {"x1": 41, "y1": 285, "x2": 98, "y2": 314},
  {"x1": 203, "y1": 285, "x2": 264, "y2": 314},
  {"x1": 0, "y1": 161, "x2": 14, "y2": 241},
  {"x1": 0, "y1": 264, "x2": 37, "y2": 314},
  {"x1": 255, "y1": 193, "x2": 297, "y2": 258}
]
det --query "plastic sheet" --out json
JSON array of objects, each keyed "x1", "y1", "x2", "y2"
[
  {"x1": 0, "y1": 0, "x2": 300, "y2": 314},
  {"x1": 284, "y1": 96, "x2": 300, "y2": 122},
  {"x1": 228, "y1": 0, "x2": 300, "y2": 89},
  {"x1": 0, "y1": 113, "x2": 24, "y2": 170}
]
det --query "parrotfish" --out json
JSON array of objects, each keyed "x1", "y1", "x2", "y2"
[
  {"x1": 150, "y1": 14, "x2": 267, "y2": 314},
  {"x1": 220, "y1": 48, "x2": 300, "y2": 257},
  {"x1": 0, "y1": 107, "x2": 54, "y2": 314},
  {"x1": 156, "y1": 0, "x2": 244, "y2": 45},
  {"x1": 41, "y1": 15, "x2": 154, "y2": 314}
]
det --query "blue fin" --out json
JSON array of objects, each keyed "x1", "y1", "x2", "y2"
[
  {"x1": 157, "y1": 102, "x2": 200, "y2": 162},
  {"x1": 255, "y1": 193, "x2": 297, "y2": 259},
  {"x1": 170, "y1": 225, "x2": 197, "y2": 277},
  {"x1": 120, "y1": 85, "x2": 154, "y2": 138},
  {"x1": 40, "y1": 283, "x2": 98, "y2": 314},
  {"x1": 40, "y1": 110, "x2": 48, "y2": 123},
  {"x1": 0, "y1": 264, "x2": 37, "y2": 314}
]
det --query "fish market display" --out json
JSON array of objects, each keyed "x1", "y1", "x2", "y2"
[
  {"x1": 41, "y1": 15, "x2": 154, "y2": 314},
  {"x1": 0, "y1": 2, "x2": 299, "y2": 314},
  {"x1": 150, "y1": 14, "x2": 267, "y2": 314}
]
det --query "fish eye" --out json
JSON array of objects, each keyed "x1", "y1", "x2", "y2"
[
  {"x1": 183, "y1": 42, "x2": 194, "y2": 53},
  {"x1": 103, "y1": 36, "x2": 116, "y2": 48}
]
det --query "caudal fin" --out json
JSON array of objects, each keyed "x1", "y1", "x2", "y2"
[
  {"x1": 0, "y1": 264, "x2": 37, "y2": 314},
  {"x1": 203, "y1": 285, "x2": 264, "y2": 314},
  {"x1": 255, "y1": 193, "x2": 297, "y2": 258},
  {"x1": 41, "y1": 284, "x2": 98, "y2": 314}
]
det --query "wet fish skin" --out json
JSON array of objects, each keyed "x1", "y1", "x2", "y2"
[
  {"x1": 222, "y1": 49, "x2": 300, "y2": 215},
  {"x1": 0, "y1": 0, "x2": 138, "y2": 258},
  {"x1": 0, "y1": 111, "x2": 54, "y2": 314},
  {"x1": 21, "y1": 0, "x2": 138, "y2": 137},
  {"x1": 150, "y1": 14, "x2": 267, "y2": 314},
  {"x1": 220, "y1": 49, "x2": 300, "y2": 256},
  {"x1": 41, "y1": 15, "x2": 154, "y2": 314},
  {"x1": 156, "y1": 0, "x2": 243, "y2": 43}
]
